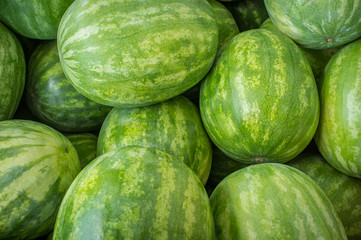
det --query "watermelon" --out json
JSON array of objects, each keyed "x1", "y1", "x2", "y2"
[
  {"x1": 0, "y1": 22, "x2": 26, "y2": 121},
  {"x1": 260, "y1": 18, "x2": 340, "y2": 80},
  {"x1": 53, "y1": 146, "x2": 215, "y2": 239},
  {"x1": 288, "y1": 154, "x2": 361, "y2": 240},
  {"x1": 58, "y1": 0, "x2": 218, "y2": 107},
  {"x1": 26, "y1": 40, "x2": 112, "y2": 132},
  {"x1": 211, "y1": 163, "x2": 347, "y2": 239},
  {"x1": 65, "y1": 133, "x2": 97, "y2": 169},
  {"x1": 315, "y1": 38, "x2": 361, "y2": 178},
  {"x1": 264, "y1": 0, "x2": 361, "y2": 49},
  {"x1": 200, "y1": 29, "x2": 319, "y2": 164},
  {"x1": 0, "y1": 0, "x2": 74, "y2": 39},
  {"x1": 0, "y1": 120, "x2": 80, "y2": 240},
  {"x1": 224, "y1": 0, "x2": 269, "y2": 32},
  {"x1": 98, "y1": 96, "x2": 212, "y2": 185}
]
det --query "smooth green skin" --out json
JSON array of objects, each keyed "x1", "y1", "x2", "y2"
[
  {"x1": 210, "y1": 163, "x2": 347, "y2": 240},
  {"x1": 0, "y1": 22, "x2": 26, "y2": 121},
  {"x1": 200, "y1": 29, "x2": 319, "y2": 164},
  {"x1": 207, "y1": 147, "x2": 248, "y2": 190},
  {"x1": 26, "y1": 40, "x2": 112, "y2": 132},
  {"x1": 58, "y1": 0, "x2": 218, "y2": 107},
  {"x1": 264, "y1": 0, "x2": 361, "y2": 49},
  {"x1": 0, "y1": 0, "x2": 74, "y2": 39},
  {"x1": 315, "y1": 39, "x2": 361, "y2": 178},
  {"x1": 65, "y1": 133, "x2": 97, "y2": 169},
  {"x1": 260, "y1": 18, "x2": 340, "y2": 79},
  {"x1": 0, "y1": 120, "x2": 81, "y2": 240},
  {"x1": 224, "y1": 0, "x2": 269, "y2": 32},
  {"x1": 98, "y1": 96, "x2": 212, "y2": 185},
  {"x1": 53, "y1": 146, "x2": 215, "y2": 240},
  {"x1": 288, "y1": 153, "x2": 361, "y2": 240}
]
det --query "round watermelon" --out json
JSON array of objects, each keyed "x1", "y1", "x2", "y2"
[
  {"x1": 200, "y1": 29, "x2": 319, "y2": 164},
  {"x1": 211, "y1": 163, "x2": 347, "y2": 239},
  {"x1": 26, "y1": 40, "x2": 112, "y2": 132},
  {"x1": 0, "y1": 22, "x2": 25, "y2": 121},
  {"x1": 260, "y1": 18, "x2": 341, "y2": 80},
  {"x1": 0, "y1": 120, "x2": 80, "y2": 240},
  {"x1": 65, "y1": 133, "x2": 97, "y2": 169},
  {"x1": 98, "y1": 96, "x2": 212, "y2": 185},
  {"x1": 315, "y1": 38, "x2": 361, "y2": 178},
  {"x1": 58, "y1": 0, "x2": 218, "y2": 107},
  {"x1": 53, "y1": 146, "x2": 215, "y2": 239},
  {"x1": 288, "y1": 153, "x2": 361, "y2": 240},
  {"x1": 0, "y1": 0, "x2": 74, "y2": 39},
  {"x1": 264, "y1": 0, "x2": 361, "y2": 49}
]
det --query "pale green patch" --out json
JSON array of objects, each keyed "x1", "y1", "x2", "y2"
[{"x1": 182, "y1": 176, "x2": 198, "y2": 238}]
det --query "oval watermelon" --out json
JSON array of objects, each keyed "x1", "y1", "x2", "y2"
[
  {"x1": 0, "y1": 22, "x2": 26, "y2": 121},
  {"x1": 211, "y1": 163, "x2": 347, "y2": 239},
  {"x1": 58, "y1": 0, "x2": 218, "y2": 107},
  {"x1": 288, "y1": 153, "x2": 361, "y2": 240},
  {"x1": 264, "y1": 0, "x2": 361, "y2": 49},
  {"x1": 0, "y1": 120, "x2": 80, "y2": 240},
  {"x1": 200, "y1": 29, "x2": 319, "y2": 164},
  {"x1": 0, "y1": 0, "x2": 74, "y2": 39},
  {"x1": 65, "y1": 133, "x2": 97, "y2": 169},
  {"x1": 53, "y1": 146, "x2": 215, "y2": 239},
  {"x1": 26, "y1": 40, "x2": 112, "y2": 132},
  {"x1": 98, "y1": 96, "x2": 212, "y2": 185},
  {"x1": 315, "y1": 38, "x2": 361, "y2": 178}
]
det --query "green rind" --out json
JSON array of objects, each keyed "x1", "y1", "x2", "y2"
[
  {"x1": 208, "y1": 0, "x2": 239, "y2": 49},
  {"x1": 0, "y1": 22, "x2": 26, "y2": 121},
  {"x1": 65, "y1": 133, "x2": 97, "y2": 169},
  {"x1": 264, "y1": 0, "x2": 361, "y2": 49},
  {"x1": 26, "y1": 40, "x2": 112, "y2": 132},
  {"x1": 288, "y1": 154, "x2": 361, "y2": 240},
  {"x1": 53, "y1": 146, "x2": 215, "y2": 240},
  {"x1": 0, "y1": 120, "x2": 81, "y2": 240},
  {"x1": 200, "y1": 29, "x2": 319, "y2": 164},
  {"x1": 224, "y1": 0, "x2": 269, "y2": 32},
  {"x1": 0, "y1": 0, "x2": 74, "y2": 39},
  {"x1": 260, "y1": 18, "x2": 340, "y2": 79},
  {"x1": 315, "y1": 38, "x2": 361, "y2": 178},
  {"x1": 98, "y1": 95, "x2": 212, "y2": 185},
  {"x1": 58, "y1": 0, "x2": 218, "y2": 107},
  {"x1": 210, "y1": 163, "x2": 347, "y2": 240}
]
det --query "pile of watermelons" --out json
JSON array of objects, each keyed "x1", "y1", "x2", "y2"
[{"x1": 1, "y1": 0, "x2": 361, "y2": 239}]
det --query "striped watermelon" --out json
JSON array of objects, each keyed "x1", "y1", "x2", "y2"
[
  {"x1": 224, "y1": 0, "x2": 269, "y2": 32},
  {"x1": 0, "y1": 22, "x2": 25, "y2": 121},
  {"x1": 0, "y1": 0, "x2": 74, "y2": 39},
  {"x1": 65, "y1": 133, "x2": 97, "y2": 169},
  {"x1": 26, "y1": 40, "x2": 112, "y2": 132},
  {"x1": 0, "y1": 120, "x2": 80, "y2": 240},
  {"x1": 260, "y1": 18, "x2": 340, "y2": 80},
  {"x1": 288, "y1": 154, "x2": 361, "y2": 240},
  {"x1": 58, "y1": 0, "x2": 218, "y2": 107},
  {"x1": 53, "y1": 146, "x2": 215, "y2": 239},
  {"x1": 211, "y1": 163, "x2": 347, "y2": 239},
  {"x1": 264, "y1": 0, "x2": 361, "y2": 49},
  {"x1": 200, "y1": 29, "x2": 319, "y2": 164},
  {"x1": 315, "y1": 38, "x2": 361, "y2": 178},
  {"x1": 98, "y1": 96, "x2": 212, "y2": 185}
]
